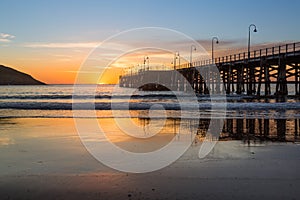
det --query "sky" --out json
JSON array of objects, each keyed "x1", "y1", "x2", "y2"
[{"x1": 0, "y1": 0, "x2": 300, "y2": 84}]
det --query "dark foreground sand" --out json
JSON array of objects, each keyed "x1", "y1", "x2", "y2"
[
  {"x1": 1, "y1": 142, "x2": 300, "y2": 200},
  {"x1": 0, "y1": 118, "x2": 300, "y2": 200}
]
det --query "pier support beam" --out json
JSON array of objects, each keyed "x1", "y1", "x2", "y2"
[
  {"x1": 247, "y1": 65, "x2": 256, "y2": 95},
  {"x1": 236, "y1": 66, "x2": 243, "y2": 94},
  {"x1": 295, "y1": 63, "x2": 299, "y2": 95},
  {"x1": 275, "y1": 56, "x2": 288, "y2": 96},
  {"x1": 226, "y1": 66, "x2": 231, "y2": 94}
]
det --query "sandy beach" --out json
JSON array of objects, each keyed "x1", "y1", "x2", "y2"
[{"x1": 0, "y1": 118, "x2": 300, "y2": 200}]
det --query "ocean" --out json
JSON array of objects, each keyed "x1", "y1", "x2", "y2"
[{"x1": 0, "y1": 84, "x2": 300, "y2": 142}]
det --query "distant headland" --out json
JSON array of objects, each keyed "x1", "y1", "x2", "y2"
[{"x1": 0, "y1": 65, "x2": 46, "y2": 85}]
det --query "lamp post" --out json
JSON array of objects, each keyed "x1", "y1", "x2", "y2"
[
  {"x1": 146, "y1": 56, "x2": 149, "y2": 70},
  {"x1": 212, "y1": 37, "x2": 219, "y2": 64},
  {"x1": 173, "y1": 52, "x2": 179, "y2": 70},
  {"x1": 176, "y1": 52, "x2": 180, "y2": 69},
  {"x1": 247, "y1": 24, "x2": 258, "y2": 95},
  {"x1": 143, "y1": 56, "x2": 149, "y2": 72},
  {"x1": 190, "y1": 45, "x2": 196, "y2": 67},
  {"x1": 248, "y1": 24, "x2": 257, "y2": 60}
]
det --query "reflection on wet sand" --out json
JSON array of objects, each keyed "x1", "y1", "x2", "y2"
[
  {"x1": 98, "y1": 116, "x2": 300, "y2": 154},
  {"x1": 98, "y1": 118, "x2": 181, "y2": 153},
  {"x1": 1, "y1": 114, "x2": 298, "y2": 153},
  {"x1": 222, "y1": 117, "x2": 300, "y2": 142},
  {"x1": 132, "y1": 115, "x2": 300, "y2": 146}
]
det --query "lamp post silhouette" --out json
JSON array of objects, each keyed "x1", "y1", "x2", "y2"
[
  {"x1": 212, "y1": 37, "x2": 219, "y2": 64},
  {"x1": 176, "y1": 52, "x2": 180, "y2": 69},
  {"x1": 173, "y1": 52, "x2": 180, "y2": 70},
  {"x1": 190, "y1": 45, "x2": 196, "y2": 67},
  {"x1": 146, "y1": 56, "x2": 149, "y2": 70},
  {"x1": 248, "y1": 24, "x2": 257, "y2": 60},
  {"x1": 247, "y1": 24, "x2": 258, "y2": 95},
  {"x1": 143, "y1": 56, "x2": 149, "y2": 72}
]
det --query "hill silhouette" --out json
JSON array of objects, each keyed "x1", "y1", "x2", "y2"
[{"x1": 0, "y1": 65, "x2": 45, "y2": 85}]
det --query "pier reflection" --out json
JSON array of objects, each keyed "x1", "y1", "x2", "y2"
[
  {"x1": 222, "y1": 117, "x2": 299, "y2": 143},
  {"x1": 137, "y1": 115, "x2": 300, "y2": 144}
]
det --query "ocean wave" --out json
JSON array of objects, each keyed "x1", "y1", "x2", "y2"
[
  {"x1": 0, "y1": 94, "x2": 180, "y2": 100},
  {"x1": 0, "y1": 102, "x2": 300, "y2": 110},
  {"x1": 0, "y1": 94, "x2": 256, "y2": 103}
]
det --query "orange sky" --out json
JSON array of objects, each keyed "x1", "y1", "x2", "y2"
[
  {"x1": 1, "y1": 40, "x2": 290, "y2": 85},
  {"x1": 0, "y1": 43, "x2": 175, "y2": 84}
]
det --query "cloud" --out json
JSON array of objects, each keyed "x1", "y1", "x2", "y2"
[
  {"x1": 0, "y1": 33, "x2": 15, "y2": 42},
  {"x1": 189, "y1": 38, "x2": 244, "y2": 52},
  {"x1": 63, "y1": 70, "x2": 100, "y2": 73},
  {"x1": 0, "y1": 33, "x2": 15, "y2": 39},
  {"x1": 23, "y1": 42, "x2": 99, "y2": 48},
  {"x1": 22, "y1": 41, "x2": 134, "y2": 51}
]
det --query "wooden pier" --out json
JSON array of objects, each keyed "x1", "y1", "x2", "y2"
[{"x1": 119, "y1": 42, "x2": 300, "y2": 96}]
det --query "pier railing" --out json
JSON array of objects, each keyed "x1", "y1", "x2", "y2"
[
  {"x1": 121, "y1": 42, "x2": 300, "y2": 76},
  {"x1": 177, "y1": 42, "x2": 300, "y2": 69}
]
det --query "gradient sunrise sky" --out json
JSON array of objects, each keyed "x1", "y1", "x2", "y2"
[{"x1": 1, "y1": 0, "x2": 300, "y2": 84}]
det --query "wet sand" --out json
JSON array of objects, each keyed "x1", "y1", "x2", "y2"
[{"x1": 0, "y1": 118, "x2": 300, "y2": 200}]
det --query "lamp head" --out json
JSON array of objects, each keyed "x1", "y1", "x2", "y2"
[
  {"x1": 216, "y1": 40, "x2": 219, "y2": 44},
  {"x1": 254, "y1": 28, "x2": 257, "y2": 32}
]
